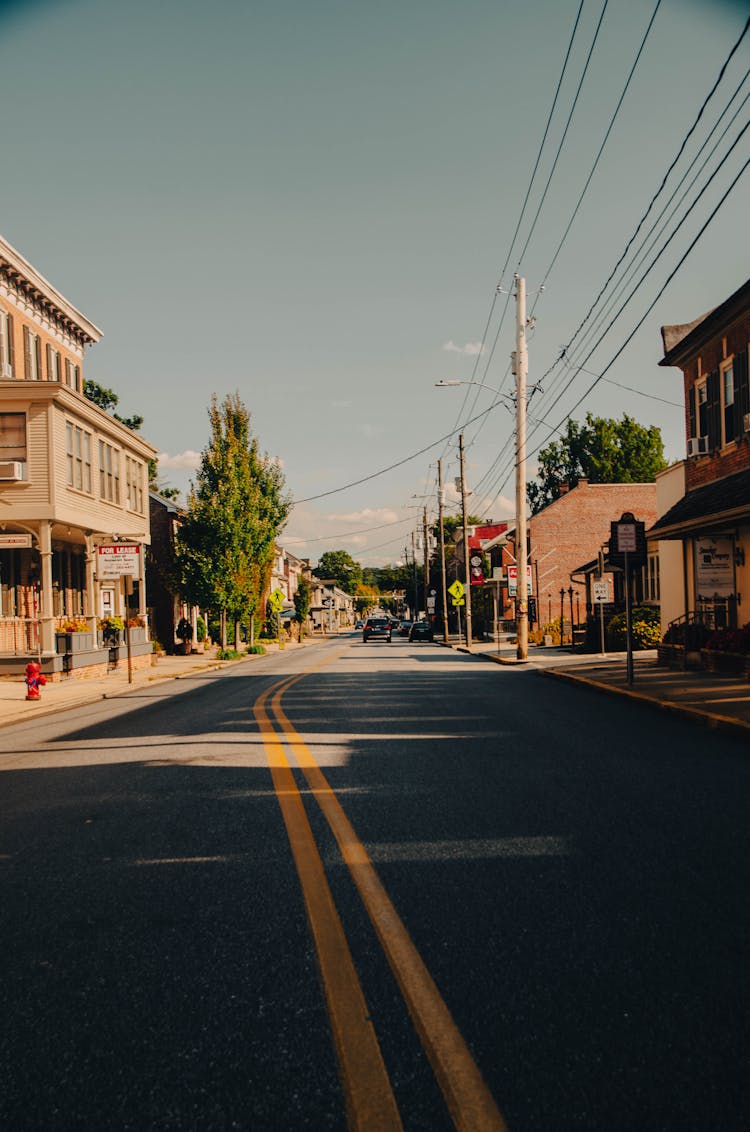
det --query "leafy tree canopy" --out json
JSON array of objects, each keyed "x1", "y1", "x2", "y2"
[
  {"x1": 83, "y1": 379, "x2": 143, "y2": 432},
  {"x1": 313, "y1": 550, "x2": 363, "y2": 594},
  {"x1": 174, "y1": 392, "x2": 290, "y2": 629},
  {"x1": 527, "y1": 412, "x2": 667, "y2": 515}
]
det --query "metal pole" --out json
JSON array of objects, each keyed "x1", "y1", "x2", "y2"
[
  {"x1": 568, "y1": 586, "x2": 575, "y2": 652},
  {"x1": 423, "y1": 505, "x2": 429, "y2": 618},
  {"x1": 411, "y1": 531, "x2": 418, "y2": 620},
  {"x1": 625, "y1": 550, "x2": 634, "y2": 685},
  {"x1": 438, "y1": 459, "x2": 450, "y2": 643},
  {"x1": 560, "y1": 588, "x2": 565, "y2": 649},
  {"x1": 515, "y1": 275, "x2": 528, "y2": 661},
  {"x1": 459, "y1": 433, "x2": 472, "y2": 649}
]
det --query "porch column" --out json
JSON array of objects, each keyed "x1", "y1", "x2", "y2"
[
  {"x1": 38, "y1": 521, "x2": 55, "y2": 656},
  {"x1": 84, "y1": 536, "x2": 99, "y2": 646}
]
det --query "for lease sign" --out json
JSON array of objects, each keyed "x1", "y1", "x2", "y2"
[{"x1": 97, "y1": 544, "x2": 140, "y2": 577}]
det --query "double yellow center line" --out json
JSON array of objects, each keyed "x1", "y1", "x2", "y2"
[{"x1": 254, "y1": 657, "x2": 508, "y2": 1132}]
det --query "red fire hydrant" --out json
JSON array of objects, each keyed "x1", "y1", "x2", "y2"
[{"x1": 25, "y1": 661, "x2": 46, "y2": 701}]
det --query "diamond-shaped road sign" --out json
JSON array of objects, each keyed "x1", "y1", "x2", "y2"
[{"x1": 448, "y1": 580, "x2": 464, "y2": 600}]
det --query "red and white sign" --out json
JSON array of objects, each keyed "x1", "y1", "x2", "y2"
[
  {"x1": 0, "y1": 534, "x2": 32, "y2": 548},
  {"x1": 507, "y1": 565, "x2": 533, "y2": 596},
  {"x1": 97, "y1": 544, "x2": 140, "y2": 577}
]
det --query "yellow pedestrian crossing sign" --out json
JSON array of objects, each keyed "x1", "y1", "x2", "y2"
[
  {"x1": 269, "y1": 588, "x2": 285, "y2": 612},
  {"x1": 448, "y1": 580, "x2": 465, "y2": 606}
]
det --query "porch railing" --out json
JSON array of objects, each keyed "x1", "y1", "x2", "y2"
[{"x1": 0, "y1": 618, "x2": 40, "y2": 656}]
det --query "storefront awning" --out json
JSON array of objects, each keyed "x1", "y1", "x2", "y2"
[{"x1": 647, "y1": 467, "x2": 750, "y2": 541}]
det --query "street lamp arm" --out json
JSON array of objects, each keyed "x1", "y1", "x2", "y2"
[{"x1": 435, "y1": 379, "x2": 514, "y2": 404}]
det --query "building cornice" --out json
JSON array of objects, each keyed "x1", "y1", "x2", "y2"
[
  {"x1": 0, "y1": 234, "x2": 103, "y2": 347},
  {"x1": 660, "y1": 277, "x2": 750, "y2": 368}
]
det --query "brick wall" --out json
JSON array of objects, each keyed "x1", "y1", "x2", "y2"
[{"x1": 530, "y1": 481, "x2": 658, "y2": 604}]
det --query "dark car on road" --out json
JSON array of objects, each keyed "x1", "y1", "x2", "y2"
[
  {"x1": 409, "y1": 619, "x2": 434, "y2": 642},
  {"x1": 363, "y1": 617, "x2": 392, "y2": 642},
  {"x1": 398, "y1": 620, "x2": 413, "y2": 637}
]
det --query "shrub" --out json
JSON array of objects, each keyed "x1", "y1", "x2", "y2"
[
  {"x1": 217, "y1": 647, "x2": 242, "y2": 660},
  {"x1": 608, "y1": 606, "x2": 660, "y2": 650},
  {"x1": 704, "y1": 622, "x2": 750, "y2": 654},
  {"x1": 196, "y1": 616, "x2": 207, "y2": 642},
  {"x1": 246, "y1": 643, "x2": 266, "y2": 655}
]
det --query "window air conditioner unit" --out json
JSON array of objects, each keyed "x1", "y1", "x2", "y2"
[
  {"x1": 687, "y1": 436, "x2": 708, "y2": 457},
  {"x1": 0, "y1": 461, "x2": 25, "y2": 481},
  {"x1": 743, "y1": 412, "x2": 750, "y2": 434}
]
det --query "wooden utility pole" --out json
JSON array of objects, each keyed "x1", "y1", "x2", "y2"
[
  {"x1": 459, "y1": 432, "x2": 472, "y2": 649},
  {"x1": 438, "y1": 458, "x2": 449, "y2": 643},
  {"x1": 515, "y1": 274, "x2": 529, "y2": 661},
  {"x1": 422, "y1": 505, "x2": 429, "y2": 617}
]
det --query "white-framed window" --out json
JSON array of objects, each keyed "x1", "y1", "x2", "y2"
[
  {"x1": 0, "y1": 307, "x2": 14, "y2": 378},
  {"x1": 46, "y1": 343, "x2": 62, "y2": 382},
  {"x1": 99, "y1": 439, "x2": 120, "y2": 503},
  {"x1": 64, "y1": 358, "x2": 81, "y2": 392},
  {"x1": 644, "y1": 551, "x2": 660, "y2": 602},
  {"x1": 65, "y1": 422, "x2": 92, "y2": 493},
  {"x1": 0, "y1": 412, "x2": 27, "y2": 463},
  {"x1": 722, "y1": 362, "x2": 735, "y2": 445},
  {"x1": 23, "y1": 326, "x2": 42, "y2": 380},
  {"x1": 125, "y1": 456, "x2": 144, "y2": 514}
]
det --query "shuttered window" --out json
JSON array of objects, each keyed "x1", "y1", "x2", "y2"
[
  {"x1": 66, "y1": 422, "x2": 92, "y2": 493},
  {"x1": 723, "y1": 364, "x2": 735, "y2": 444},
  {"x1": 734, "y1": 349, "x2": 749, "y2": 438},
  {"x1": 46, "y1": 344, "x2": 61, "y2": 382},
  {"x1": 0, "y1": 413, "x2": 26, "y2": 461},
  {"x1": 64, "y1": 358, "x2": 81, "y2": 392},
  {"x1": 0, "y1": 309, "x2": 14, "y2": 378},
  {"x1": 99, "y1": 440, "x2": 120, "y2": 503},
  {"x1": 705, "y1": 369, "x2": 721, "y2": 451},
  {"x1": 23, "y1": 326, "x2": 42, "y2": 380}
]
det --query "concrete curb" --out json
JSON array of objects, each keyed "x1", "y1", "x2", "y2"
[{"x1": 538, "y1": 665, "x2": 750, "y2": 740}]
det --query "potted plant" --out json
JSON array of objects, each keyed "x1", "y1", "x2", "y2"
[
  {"x1": 99, "y1": 615, "x2": 125, "y2": 646},
  {"x1": 176, "y1": 616, "x2": 193, "y2": 655}
]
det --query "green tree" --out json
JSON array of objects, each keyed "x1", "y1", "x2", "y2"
[
  {"x1": 293, "y1": 577, "x2": 311, "y2": 625},
  {"x1": 527, "y1": 412, "x2": 667, "y2": 514},
  {"x1": 174, "y1": 393, "x2": 290, "y2": 647},
  {"x1": 83, "y1": 379, "x2": 144, "y2": 431},
  {"x1": 313, "y1": 549, "x2": 363, "y2": 594}
]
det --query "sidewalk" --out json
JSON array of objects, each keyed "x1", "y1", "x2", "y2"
[
  {"x1": 450, "y1": 637, "x2": 750, "y2": 739},
  {"x1": 0, "y1": 644, "x2": 290, "y2": 730}
]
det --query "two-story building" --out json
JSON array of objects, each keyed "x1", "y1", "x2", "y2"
[
  {"x1": 649, "y1": 278, "x2": 750, "y2": 635},
  {"x1": 0, "y1": 234, "x2": 156, "y2": 676}
]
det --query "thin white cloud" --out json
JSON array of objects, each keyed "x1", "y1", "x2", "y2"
[
  {"x1": 442, "y1": 340, "x2": 483, "y2": 356},
  {"x1": 328, "y1": 508, "x2": 399, "y2": 524},
  {"x1": 331, "y1": 399, "x2": 352, "y2": 408},
  {"x1": 157, "y1": 450, "x2": 202, "y2": 471}
]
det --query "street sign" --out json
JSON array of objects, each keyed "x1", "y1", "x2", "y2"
[
  {"x1": 427, "y1": 596, "x2": 436, "y2": 613},
  {"x1": 452, "y1": 597, "x2": 465, "y2": 606},
  {"x1": 448, "y1": 580, "x2": 464, "y2": 600},
  {"x1": 609, "y1": 512, "x2": 646, "y2": 567},
  {"x1": 269, "y1": 588, "x2": 285, "y2": 612},
  {"x1": 97, "y1": 544, "x2": 140, "y2": 577},
  {"x1": 593, "y1": 580, "x2": 609, "y2": 603}
]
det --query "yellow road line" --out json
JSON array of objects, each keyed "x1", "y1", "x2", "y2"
[
  {"x1": 269, "y1": 676, "x2": 509, "y2": 1132},
  {"x1": 254, "y1": 682, "x2": 403, "y2": 1132}
]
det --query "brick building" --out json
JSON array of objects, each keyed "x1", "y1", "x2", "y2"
[{"x1": 648, "y1": 277, "x2": 750, "y2": 633}]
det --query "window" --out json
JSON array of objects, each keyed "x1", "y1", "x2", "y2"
[
  {"x1": 0, "y1": 308, "x2": 14, "y2": 378},
  {"x1": 23, "y1": 326, "x2": 41, "y2": 380},
  {"x1": 125, "y1": 457, "x2": 144, "y2": 514},
  {"x1": 696, "y1": 371, "x2": 721, "y2": 450},
  {"x1": 645, "y1": 552, "x2": 660, "y2": 602},
  {"x1": 99, "y1": 440, "x2": 120, "y2": 503},
  {"x1": 0, "y1": 413, "x2": 27, "y2": 462},
  {"x1": 64, "y1": 358, "x2": 81, "y2": 392},
  {"x1": 65, "y1": 422, "x2": 92, "y2": 493},
  {"x1": 46, "y1": 344, "x2": 61, "y2": 382}
]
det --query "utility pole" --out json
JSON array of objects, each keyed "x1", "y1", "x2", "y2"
[
  {"x1": 515, "y1": 275, "x2": 529, "y2": 661},
  {"x1": 459, "y1": 432, "x2": 473, "y2": 649},
  {"x1": 411, "y1": 530, "x2": 418, "y2": 620},
  {"x1": 438, "y1": 458, "x2": 449, "y2": 643},
  {"x1": 422, "y1": 505, "x2": 429, "y2": 618}
]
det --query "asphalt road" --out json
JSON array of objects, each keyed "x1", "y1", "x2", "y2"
[{"x1": 0, "y1": 634, "x2": 748, "y2": 1131}]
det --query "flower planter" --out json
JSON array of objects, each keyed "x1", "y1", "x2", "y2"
[
  {"x1": 700, "y1": 648, "x2": 746, "y2": 676},
  {"x1": 98, "y1": 630, "x2": 124, "y2": 648},
  {"x1": 55, "y1": 632, "x2": 95, "y2": 654}
]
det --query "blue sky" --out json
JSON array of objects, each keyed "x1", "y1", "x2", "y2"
[{"x1": 1, "y1": 0, "x2": 748, "y2": 564}]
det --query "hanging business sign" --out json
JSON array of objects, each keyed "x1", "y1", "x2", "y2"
[
  {"x1": 0, "y1": 534, "x2": 32, "y2": 548},
  {"x1": 97, "y1": 544, "x2": 140, "y2": 578},
  {"x1": 694, "y1": 536, "x2": 734, "y2": 599},
  {"x1": 469, "y1": 552, "x2": 484, "y2": 586}
]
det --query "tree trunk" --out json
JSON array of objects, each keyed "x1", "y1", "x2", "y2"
[
  {"x1": 234, "y1": 620, "x2": 240, "y2": 650},
  {"x1": 220, "y1": 609, "x2": 227, "y2": 649},
  {"x1": 250, "y1": 615, "x2": 255, "y2": 647}
]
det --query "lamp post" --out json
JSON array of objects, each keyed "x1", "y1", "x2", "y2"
[{"x1": 438, "y1": 459, "x2": 450, "y2": 642}]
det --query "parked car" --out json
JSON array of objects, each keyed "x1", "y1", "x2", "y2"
[
  {"x1": 363, "y1": 617, "x2": 392, "y2": 642},
  {"x1": 398, "y1": 620, "x2": 413, "y2": 637},
  {"x1": 409, "y1": 619, "x2": 434, "y2": 642},
  {"x1": 354, "y1": 619, "x2": 364, "y2": 629}
]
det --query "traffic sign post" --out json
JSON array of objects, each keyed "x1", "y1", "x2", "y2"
[{"x1": 609, "y1": 512, "x2": 645, "y2": 684}]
